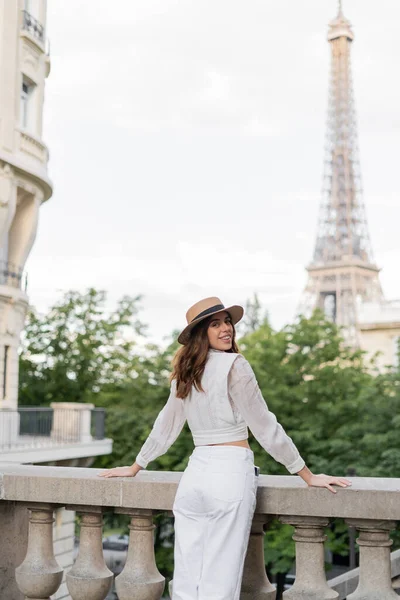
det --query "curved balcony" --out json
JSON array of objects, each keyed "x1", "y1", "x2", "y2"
[
  {"x1": 0, "y1": 405, "x2": 112, "y2": 464},
  {"x1": 0, "y1": 146, "x2": 53, "y2": 202},
  {"x1": 21, "y1": 9, "x2": 45, "y2": 44},
  {"x1": 0, "y1": 466, "x2": 400, "y2": 599},
  {"x1": 18, "y1": 129, "x2": 49, "y2": 166}
]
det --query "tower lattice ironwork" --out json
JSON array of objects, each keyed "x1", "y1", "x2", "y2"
[{"x1": 302, "y1": 0, "x2": 383, "y2": 342}]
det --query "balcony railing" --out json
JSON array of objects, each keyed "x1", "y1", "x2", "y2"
[
  {"x1": 0, "y1": 466, "x2": 399, "y2": 600},
  {"x1": 19, "y1": 129, "x2": 49, "y2": 165},
  {"x1": 22, "y1": 9, "x2": 45, "y2": 43},
  {"x1": 0, "y1": 260, "x2": 27, "y2": 290},
  {"x1": 0, "y1": 405, "x2": 106, "y2": 451}
]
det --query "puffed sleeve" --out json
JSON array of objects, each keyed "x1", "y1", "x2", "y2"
[
  {"x1": 135, "y1": 380, "x2": 186, "y2": 469},
  {"x1": 228, "y1": 356, "x2": 305, "y2": 474}
]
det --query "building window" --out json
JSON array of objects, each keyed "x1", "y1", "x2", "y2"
[
  {"x1": 323, "y1": 293, "x2": 336, "y2": 322},
  {"x1": 20, "y1": 78, "x2": 36, "y2": 130},
  {"x1": 22, "y1": 1, "x2": 44, "y2": 42},
  {"x1": 24, "y1": 0, "x2": 40, "y2": 18}
]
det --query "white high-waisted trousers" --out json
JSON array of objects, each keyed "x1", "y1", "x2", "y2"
[{"x1": 172, "y1": 445, "x2": 258, "y2": 600}]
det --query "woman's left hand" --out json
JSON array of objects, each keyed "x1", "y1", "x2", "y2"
[{"x1": 308, "y1": 473, "x2": 352, "y2": 494}]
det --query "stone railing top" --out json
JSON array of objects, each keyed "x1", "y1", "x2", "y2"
[
  {"x1": 0, "y1": 464, "x2": 399, "y2": 520},
  {"x1": 50, "y1": 402, "x2": 95, "y2": 410}
]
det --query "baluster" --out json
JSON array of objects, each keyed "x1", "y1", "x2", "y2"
[
  {"x1": 15, "y1": 504, "x2": 63, "y2": 600},
  {"x1": 66, "y1": 507, "x2": 113, "y2": 600},
  {"x1": 241, "y1": 515, "x2": 276, "y2": 599},
  {"x1": 114, "y1": 508, "x2": 165, "y2": 600},
  {"x1": 280, "y1": 516, "x2": 338, "y2": 600},
  {"x1": 346, "y1": 519, "x2": 398, "y2": 600}
]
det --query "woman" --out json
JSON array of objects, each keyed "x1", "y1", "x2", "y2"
[{"x1": 99, "y1": 296, "x2": 351, "y2": 600}]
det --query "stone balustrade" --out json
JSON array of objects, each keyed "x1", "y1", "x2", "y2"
[{"x1": 1, "y1": 464, "x2": 400, "y2": 600}]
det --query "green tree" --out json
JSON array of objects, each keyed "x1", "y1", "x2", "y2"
[
  {"x1": 240, "y1": 310, "x2": 371, "y2": 477},
  {"x1": 19, "y1": 288, "x2": 145, "y2": 406}
]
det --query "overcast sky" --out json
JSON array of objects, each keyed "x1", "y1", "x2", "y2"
[{"x1": 26, "y1": 0, "x2": 400, "y2": 344}]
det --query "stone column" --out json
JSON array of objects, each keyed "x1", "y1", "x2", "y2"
[
  {"x1": 0, "y1": 408, "x2": 20, "y2": 446},
  {"x1": 0, "y1": 500, "x2": 29, "y2": 600},
  {"x1": 346, "y1": 519, "x2": 398, "y2": 600},
  {"x1": 241, "y1": 515, "x2": 276, "y2": 600},
  {"x1": 0, "y1": 163, "x2": 17, "y2": 248},
  {"x1": 280, "y1": 516, "x2": 338, "y2": 600},
  {"x1": 66, "y1": 507, "x2": 113, "y2": 600},
  {"x1": 15, "y1": 504, "x2": 63, "y2": 600},
  {"x1": 51, "y1": 402, "x2": 94, "y2": 443},
  {"x1": 114, "y1": 508, "x2": 165, "y2": 600},
  {"x1": 7, "y1": 189, "x2": 41, "y2": 272}
]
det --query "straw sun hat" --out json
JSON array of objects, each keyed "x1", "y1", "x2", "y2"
[{"x1": 178, "y1": 296, "x2": 244, "y2": 345}]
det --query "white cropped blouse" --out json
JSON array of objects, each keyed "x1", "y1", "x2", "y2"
[{"x1": 135, "y1": 350, "x2": 305, "y2": 475}]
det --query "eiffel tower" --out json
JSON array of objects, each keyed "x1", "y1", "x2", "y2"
[{"x1": 302, "y1": 0, "x2": 384, "y2": 343}]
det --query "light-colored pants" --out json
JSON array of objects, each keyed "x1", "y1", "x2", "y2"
[{"x1": 172, "y1": 445, "x2": 258, "y2": 600}]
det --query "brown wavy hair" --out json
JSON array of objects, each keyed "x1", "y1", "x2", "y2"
[{"x1": 171, "y1": 316, "x2": 239, "y2": 399}]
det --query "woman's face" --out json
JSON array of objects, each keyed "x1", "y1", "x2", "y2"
[{"x1": 207, "y1": 311, "x2": 233, "y2": 351}]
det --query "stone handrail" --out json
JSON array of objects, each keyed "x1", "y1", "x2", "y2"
[
  {"x1": 0, "y1": 404, "x2": 106, "y2": 452},
  {"x1": 1, "y1": 464, "x2": 399, "y2": 600}
]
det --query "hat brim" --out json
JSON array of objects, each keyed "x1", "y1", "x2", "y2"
[{"x1": 178, "y1": 305, "x2": 244, "y2": 345}]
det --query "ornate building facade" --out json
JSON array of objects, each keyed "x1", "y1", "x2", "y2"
[
  {"x1": 302, "y1": 1, "x2": 400, "y2": 369},
  {"x1": 0, "y1": 0, "x2": 52, "y2": 408}
]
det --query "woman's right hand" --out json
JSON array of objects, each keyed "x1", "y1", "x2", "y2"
[
  {"x1": 297, "y1": 465, "x2": 351, "y2": 494},
  {"x1": 97, "y1": 463, "x2": 142, "y2": 478},
  {"x1": 307, "y1": 473, "x2": 351, "y2": 493}
]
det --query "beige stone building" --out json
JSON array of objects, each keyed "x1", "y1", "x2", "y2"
[
  {"x1": 0, "y1": 0, "x2": 52, "y2": 408},
  {"x1": 358, "y1": 301, "x2": 400, "y2": 371}
]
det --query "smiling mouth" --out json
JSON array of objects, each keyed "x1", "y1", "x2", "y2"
[{"x1": 219, "y1": 336, "x2": 231, "y2": 342}]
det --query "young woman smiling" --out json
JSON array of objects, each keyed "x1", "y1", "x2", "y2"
[{"x1": 99, "y1": 296, "x2": 351, "y2": 600}]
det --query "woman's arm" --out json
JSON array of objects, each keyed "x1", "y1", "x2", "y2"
[
  {"x1": 228, "y1": 356, "x2": 305, "y2": 474},
  {"x1": 228, "y1": 356, "x2": 351, "y2": 493},
  {"x1": 98, "y1": 380, "x2": 186, "y2": 478}
]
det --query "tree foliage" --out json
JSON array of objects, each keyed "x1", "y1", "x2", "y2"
[
  {"x1": 240, "y1": 311, "x2": 373, "y2": 477},
  {"x1": 19, "y1": 288, "x2": 145, "y2": 406}
]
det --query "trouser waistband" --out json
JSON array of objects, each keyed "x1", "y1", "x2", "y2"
[{"x1": 192, "y1": 445, "x2": 254, "y2": 462}]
